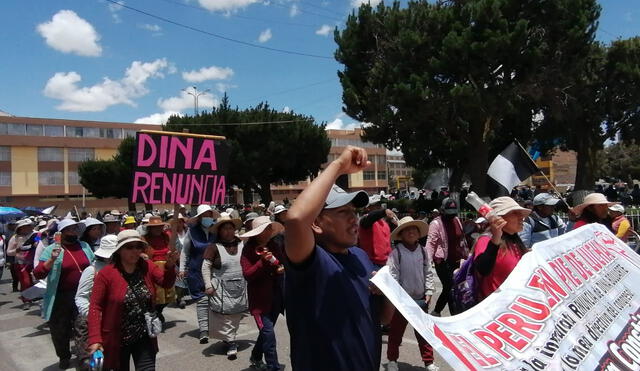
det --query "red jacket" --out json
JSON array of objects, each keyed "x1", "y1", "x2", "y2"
[
  {"x1": 87, "y1": 260, "x2": 176, "y2": 370},
  {"x1": 358, "y1": 219, "x2": 391, "y2": 266},
  {"x1": 240, "y1": 237, "x2": 285, "y2": 316}
]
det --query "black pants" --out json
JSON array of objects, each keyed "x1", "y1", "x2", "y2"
[
  {"x1": 119, "y1": 337, "x2": 156, "y2": 371},
  {"x1": 49, "y1": 290, "x2": 78, "y2": 361},
  {"x1": 434, "y1": 261, "x2": 455, "y2": 314}
]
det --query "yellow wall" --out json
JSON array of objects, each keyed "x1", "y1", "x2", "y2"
[
  {"x1": 11, "y1": 147, "x2": 39, "y2": 195},
  {"x1": 95, "y1": 148, "x2": 117, "y2": 160},
  {"x1": 350, "y1": 171, "x2": 364, "y2": 188}
]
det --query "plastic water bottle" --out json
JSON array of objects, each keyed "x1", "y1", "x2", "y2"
[
  {"x1": 90, "y1": 350, "x2": 104, "y2": 371},
  {"x1": 465, "y1": 192, "x2": 494, "y2": 217}
]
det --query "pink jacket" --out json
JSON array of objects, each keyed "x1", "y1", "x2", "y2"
[{"x1": 426, "y1": 216, "x2": 468, "y2": 261}]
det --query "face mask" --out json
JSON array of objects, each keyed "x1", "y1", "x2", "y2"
[
  {"x1": 201, "y1": 217, "x2": 214, "y2": 228},
  {"x1": 62, "y1": 235, "x2": 79, "y2": 244}
]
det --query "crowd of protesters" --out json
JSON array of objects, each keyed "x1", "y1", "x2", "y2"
[{"x1": 1, "y1": 145, "x2": 638, "y2": 371}]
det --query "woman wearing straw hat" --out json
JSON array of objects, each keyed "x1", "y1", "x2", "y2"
[
  {"x1": 201, "y1": 214, "x2": 247, "y2": 360},
  {"x1": 87, "y1": 230, "x2": 177, "y2": 371},
  {"x1": 74, "y1": 234, "x2": 118, "y2": 370},
  {"x1": 179, "y1": 204, "x2": 220, "y2": 344},
  {"x1": 34, "y1": 218, "x2": 94, "y2": 369},
  {"x1": 386, "y1": 217, "x2": 437, "y2": 371},
  {"x1": 143, "y1": 216, "x2": 176, "y2": 325},
  {"x1": 571, "y1": 193, "x2": 618, "y2": 231},
  {"x1": 7, "y1": 218, "x2": 40, "y2": 309},
  {"x1": 474, "y1": 197, "x2": 531, "y2": 302},
  {"x1": 239, "y1": 216, "x2": 285, "y2": 371}
]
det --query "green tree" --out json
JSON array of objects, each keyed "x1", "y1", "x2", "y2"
[
  {"x1": 78, "y1": 137, "x2": 135, "y2": 203},
  {"x1": 165, "y1": 95, "x2": 330, "y2": 203},
  {"x1": 335, "y1": 0, "x2": 600, "y2": 195},
  {"x1": 597, "y1": 142, "x2": 640, "y2": 183},
  {"x1": 537, "y1": 37, "x2": 640, "y2": 190}
]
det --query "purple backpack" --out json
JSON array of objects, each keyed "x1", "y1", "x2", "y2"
[{"x1": 451, "y1": 254, "x2": 478, "y2": 314}]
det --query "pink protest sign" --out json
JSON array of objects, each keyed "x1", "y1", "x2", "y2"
[{"x1": 130, "y1": 131, "x2": 230, "y2": 205}]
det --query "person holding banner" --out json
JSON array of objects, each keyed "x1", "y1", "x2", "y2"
[
  {"x1": 201, "y1": 214, "x2": 247, "y2": 359},
  {"x1": 474, "y1": 197, "x2": 530, "y2": 301},
  {"x1": 386, "y1": 217, "x2": 437, "y2": 371},
  {"x1": 179, "y1": 204, "x2": 219, "y2": 344},
  {"x1": 143, "y1": 216, "x2": 176, "y2": 325},
  {"x1": 284, "y1": 145, "x2": 381, "y2": 371}
]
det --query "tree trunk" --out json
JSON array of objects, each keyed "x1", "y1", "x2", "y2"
[
  {"x1": 258, "y1": 181, "x2": 273, "y2": 204},
  {"x1": 574, "y1": 136, "x2": 598, "y2": 191},
  {"x1": 466, "y1": 121, "x2": 490, "y2": 197}
]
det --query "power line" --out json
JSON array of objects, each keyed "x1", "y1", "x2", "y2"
[
  {"x1": 103, "y1": 0, "x2": 333, "y2": 60},
  {"x1": 240, "y1": 78, "x2": 337, "y2": 103}
]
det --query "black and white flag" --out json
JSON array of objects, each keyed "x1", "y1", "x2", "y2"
[{"x1": 486, "y1": 142, "x2": 540, "y2": 198}]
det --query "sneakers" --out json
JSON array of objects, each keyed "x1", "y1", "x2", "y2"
[
  {"x1": 387, "y1": 361, "x2": 399, "y2": 371},
  {"x1": 430, "y1": 310, "x2": 441, "y2": 317},
  {"x1": 426, "y1": 364, "x2": 440, "y2": 371},
  {"x1": 250, "y1": 357, "x2": 267, "y2": 370},
  {"x1": 226, "y1": 341, "x2": 238, "y2": 360},
  {"x1": 199, "y1": 331, "x2": 209, "y2": 344}
]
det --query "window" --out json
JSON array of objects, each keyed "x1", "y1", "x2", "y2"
[
  {"x1": 0, "y1": 123, "x2": 7, "y2": 135},
  {"x1": 68, "y1": 171, "x2": 81, "y2": 185},
  {"x1": 39, "y1": 171, "x2": 64, "y2": 185},
  {"x1": 66, "y1": 126, "x2": 84, "y2": 137},
  {"x1": 124, "y1": 129, "x2": 138, "y2": 138},
  {"x1": 0, "y1": 172, "x2": 10, "y2": 186},
  {"x1": 377, "y1": 171, "x2": 387, "y2": 180},
  {"x1": 45, "y1": 125, "x2": 64, "y2": 137},
  {"x1": 8, "y1": 123, "x2": 25, "y2": 135},
  {"x1": 100, "y1": 127, "x2": 122, "y2": 139},
  {"x1": 68, "y1": 148, "x2": 94, "y2": 162},
  {"x1": 363, "y1": 171, "x2": 375, "y2": 180},
  {"x1": 0, "y1": 146, "x2": 10, "y2": 161},
  {"x1": 38, "y1": 147, "x2": 64, "y2": 162},
  {"x1": 26, "y1": 124, "x2": 43, "y2": 136},
  {"x1": 84, "y1": 127, "x2": 100, "y2": 138}
]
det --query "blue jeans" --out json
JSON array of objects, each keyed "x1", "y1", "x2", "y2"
[{"x1": 251, "y1": 311, "x2": 279, "y2": 370}]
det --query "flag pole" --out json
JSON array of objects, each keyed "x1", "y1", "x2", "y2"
[{"x1": 514, "y1": 140, "x2": 571, "y2": 209}]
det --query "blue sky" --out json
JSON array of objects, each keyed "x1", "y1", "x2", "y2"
[{"x1": 0, "y1": 1, "x2": 637, "y2": 128}]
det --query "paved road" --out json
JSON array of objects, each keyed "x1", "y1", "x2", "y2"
[{"x1": 0, "y1": 271, "x2": 455, "y2": 371}]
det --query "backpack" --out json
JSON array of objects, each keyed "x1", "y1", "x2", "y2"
[{"x1": 451, "y1": 253, "x2": 478, "y2": 314}]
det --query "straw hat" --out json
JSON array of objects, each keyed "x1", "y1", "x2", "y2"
[
  {"x1": 210, "y1": 214, "x2": 242, "y2": 234},
  {"x1": 115, "y1": 230, "x2": 148, "y2": 251},
  {"x1": 239, "y1": 216, "x2": 284, "y2": 239},
  {"x1": 488, "y1": 197, "x2": 532, "y2": 217},
  {"x1": 146, "y1": 215, "x2": 168, "y2": 228},
  {"x1": 391, "y1": 217, "x2": 428, "y2": 241},
  {"x1": 572, "y1": 193, "x2": 618, "y2": 216},
  {"x1": 95, "y1": 235, "x2": 118, "y2": 259}
]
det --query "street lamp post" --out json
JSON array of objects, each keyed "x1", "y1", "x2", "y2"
[{"x1": 182, "y1": 86, "x2": 210, "y2": 116}]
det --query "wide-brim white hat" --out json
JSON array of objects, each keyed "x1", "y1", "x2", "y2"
[
  {"x1": 572, "y1": 193, "x2": 618, "y2": 216},
  {"x1": 488, "y1": 197, "x2": 532, "y2": 217},
  {"x1": 391, "y1": 216, "x2": 428, "y2": 241},
  {"x1": 115, "y1": 230, "x2": 148, "y2": 251},
  {"x1": 195, "y1": 204, "x2": 220, "y2": 219},
  {"x1": 95, "y1": 234, "x2": 118, "y2": 259},
  {"x1": 57, "y1": 218, "x2": 86, "y2": 235},
  {"x1": 239, "y1": 216, "x2": 284, "y2": 239},
  {"x1": 210, "y1": 214, "x2": 242, "y2": 234}
]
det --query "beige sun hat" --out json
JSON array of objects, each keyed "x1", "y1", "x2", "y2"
[
  {"x1": 572, "y1": 193, "x2": 618, "y2": 216},
  {"x1": 488, "y1": 197, "x2": 532, "y2": 217},
  {"x1": 115, "y1": 229, "x2": 148, "y2": 251},
  {"x1": 210, "y1": 214, "x2": 242, "y2": 234},
  {"x1": 390, "y1": 216, "x2": 428, "y2": 241},
  {"x1": 239, "y1": 216, "x2": 284, "y2": 239}
]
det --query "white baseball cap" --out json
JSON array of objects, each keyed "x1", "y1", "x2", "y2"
[
  {"x1": 533, "y1": 193, "x2": 561, "y2": 206},
  {"x1": 324, "y1": 185, "x2": 369, "y2": 209}
]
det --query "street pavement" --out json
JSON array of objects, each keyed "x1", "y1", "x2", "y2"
[{"x1": 0, "y1": 269, "x2": 455, "y2": 371}]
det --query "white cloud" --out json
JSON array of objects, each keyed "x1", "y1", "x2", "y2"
[
  {"x1": 351, "y1": 0, "x2": 381, "y2": 7},
  {"x1": 289, "y1": 4, "x2": 299, "y2": 17},
  {"x1": 36, "y1": 10, "x2": 102, "y2": 57},
  {"x1": 43, "y1": 58, "x2": 169, "y2": 112},
  {"x1": 138, "y1": 23, "x2": 162, "y2": 35},
  {"x1": 282, "y1": 106, "x2": 291, "y2": 113},
  {"x1": 325, "y1": 118, "x2": 360, "y2": 130},
  {"x1": 258, "y1": 28, "x2": 272, "y2": 43},
  {"x1": 134, "y1": 111, "x2": 182, "y2": 125},
  {"x1": 197, "y1": 0, "x2": 259, "y2": 12},
  {"x1": 182, "y1": 66, "x2": 234, "y2": 83},
  {"x1": 157, "y1": 91, "x2": 219, "y2": 112},
  {"x1": 108, "y1": 1, "x2": 125, "y2": 23},
  {"x1": 315, "y1": 24, "x2": 332, "y2": 36}
]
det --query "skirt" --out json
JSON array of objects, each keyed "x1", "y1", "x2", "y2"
[
  {"x1": 152, "y1": 261, "x2": 176, "y2": 305},
  {"x1": 208, "y1": 310, "x2": 244, "y2": 342}
]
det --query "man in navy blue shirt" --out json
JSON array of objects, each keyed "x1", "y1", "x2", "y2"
[{"x1": 284, "y1": 146, "x2": 381, "y2": 371}]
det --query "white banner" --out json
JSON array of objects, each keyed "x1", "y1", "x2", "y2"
[{"x1": 372, "y1": 224, "x2": 640, "y2": 370}]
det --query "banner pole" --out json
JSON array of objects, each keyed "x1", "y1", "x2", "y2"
[{"x1": 515, "y1": 140, "x2": 572, "y2": 210}]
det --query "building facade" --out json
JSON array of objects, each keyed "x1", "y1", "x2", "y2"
[
  {"x1": 0, "y1": 116, "x2": 160, "y2": 210},
  {"x1": 270, "y1": 128, "x2": 389, "y2": 202}
]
